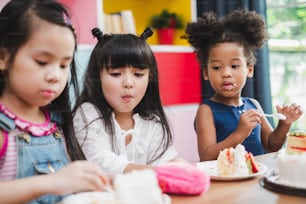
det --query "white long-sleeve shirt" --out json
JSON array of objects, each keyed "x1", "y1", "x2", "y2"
[{"x1": 73, "y1": 102, "x2": 178, "y2": 174}]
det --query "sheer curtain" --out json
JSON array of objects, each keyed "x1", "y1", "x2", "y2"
[{"x1": 196, "y1": 0, "x2": 273, "y2": 125}]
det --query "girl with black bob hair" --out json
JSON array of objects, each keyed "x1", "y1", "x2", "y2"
[{"x1": 73, "y1": 27, "x2": 184, "y2": 174}]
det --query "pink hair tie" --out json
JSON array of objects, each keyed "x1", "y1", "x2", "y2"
[{"x1": 62, "y1": 12, "x2": 71, "y2": 25}]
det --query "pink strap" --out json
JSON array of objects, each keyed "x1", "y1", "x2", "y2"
[{"x1": 0, "y1": 132, "x2": 8, "y2": 158}]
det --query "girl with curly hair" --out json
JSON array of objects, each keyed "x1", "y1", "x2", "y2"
[{"x1": 183, "y1": 9, "x2": 303, "y2": 161}]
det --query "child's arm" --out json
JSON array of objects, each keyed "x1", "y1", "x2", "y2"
[
  {"x1": 122, "y1": 156, "x2": 188, "y2": 173},
  {"x1": 195, "y1": 104, "x2": 261, "y2": 161},
  {"x1": 169, "y1": 157, "x2": 188, "y2": 163},
  {"x1": 261, "y1": 103, "x2": 303, "y2": 152},
  {"x1": 74, "y1": 103, "x2": 134, "y2": 174},
  {"x1": 196, "y1": 104, "x2": 237, "y2": 161},
  {"x1": 123, "y1": 163, "x2": 153, "y2": 173},
  {"x1": 0, "y1": 161, "x2": 109, "y2": 204}
]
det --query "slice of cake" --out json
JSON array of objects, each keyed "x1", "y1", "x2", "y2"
[
  {"x1": 217, "y1": 144, "x2": 259, "y2": 176},
  {"x1": 277, "y1": 148, "x2": 306, "y2": 188},
  {"x1": 286, "y1": 130, "x2": 306, "y2": 154},
  {"x1": 61, "y1": 192, "x2": 116, "y2": 204},
  {"x1": 277, "y1": 130, "x2": 306, "y2": 188},
  {"x1": 113, "y1": 169, "x2": 165, "y2": 204}
]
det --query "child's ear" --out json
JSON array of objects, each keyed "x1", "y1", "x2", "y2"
[
  {"x1": 203, "y1": 69, "x2": 209, "y2": 80},
  {"x1": 247, "y1": 65, "x2": 254, "y2": 78},
  {"x1": 0, "y1": 47, "x2": 8, "y2": 71}
]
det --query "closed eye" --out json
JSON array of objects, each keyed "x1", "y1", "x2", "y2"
[
  {"x1": 110, "y1": 72, "x2": 121, "y2": 77},
  {"x1": 36, "y1": 60, "x2": 47, "y2": 66},
  {"x1": 60, "y1": 65, "x2": 69, "y2": 69},
  {"x1": 232, "y1": 64, "x2": 241, "y2": 69},
  {"x1": 212, "y1": 66, "x2": 221, "y2": 70},
  {"x1": 60, "y1": 63, "x2": 71, "y2": 69},
  {"x1": 134, "y1": 72, "x2": 145, "y2": 77},
  {"x1": 35, "y1": 60, "x2": 70, "y2": 69}
]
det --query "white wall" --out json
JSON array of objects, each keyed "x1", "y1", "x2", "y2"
[
  {"x1": 165, "y1": 104, "x2": 200, "y2": 162},
  {"x1": 0, "y1": 0, "x2": 10, "y2": 11}
]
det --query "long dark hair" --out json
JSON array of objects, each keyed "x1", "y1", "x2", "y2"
[
  {"x1": 73, "y1": 28, "x2": 173, "y2": 163},
  {"x1": 0, "y1": 0, "x2": 85, "y2": 160}
]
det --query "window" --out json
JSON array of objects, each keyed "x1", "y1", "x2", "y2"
[{"x1": 267, "y1": 0, "x2": 306, "y2": 130}]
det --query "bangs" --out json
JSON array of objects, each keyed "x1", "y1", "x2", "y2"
[{"x1": 99, "y1": 35, "x2": 152, "y2": 70}]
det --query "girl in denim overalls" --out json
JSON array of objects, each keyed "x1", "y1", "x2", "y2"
[{"x1": 0, "y1": 0, "x2": 109, "y2": 203}]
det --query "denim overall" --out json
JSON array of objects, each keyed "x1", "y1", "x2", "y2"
[{"x1": 0, "y1": 112, "x2": 70, "y2": 204}]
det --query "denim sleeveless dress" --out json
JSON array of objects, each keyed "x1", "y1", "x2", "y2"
[
  {"x1": 203, "y1": 97, "x2": 265, "y2": 155},
  {"x1": 0, "y1": 104, "x2": 70, "y2": 204}
]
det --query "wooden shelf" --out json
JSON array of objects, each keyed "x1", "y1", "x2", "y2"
[
  {"x1": 61, "y1": 0, "x2": 196, "y2": 46},
  {"x1": 62, "y1": 0, "x2": 201, "y2": 106}
]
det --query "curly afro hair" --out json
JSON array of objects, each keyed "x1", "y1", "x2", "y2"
[{"x1": 182, "y1": 9, "x2": 268, "y2": 71}]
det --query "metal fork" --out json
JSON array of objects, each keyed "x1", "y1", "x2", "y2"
[{"x1": 263, "y1": 113, "x2": 286, "y2": 120}]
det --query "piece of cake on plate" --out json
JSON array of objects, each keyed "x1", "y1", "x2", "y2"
[
  {"x1": 276, "y1": 130, "x2": 306, "y2": 188},
  {"x1": 217, "y1": 144, "x2": 260, "y2": 176},
  {"x1": 113, "y1": 169, "x2": 165, "y2": 204},
  {"x1": 285, "y1": 130, "x2": 306, "y2": 154},
  {"x1": 63, "y1": 169, "x2": 166, "y2": 204}
]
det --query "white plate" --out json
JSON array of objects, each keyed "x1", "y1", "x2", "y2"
[
  {"x1": 196, "y1": 160, "x2": 268, "y2": 181},
  {"x1": 61, "y1": 191, "x2": 171, "y2": 204},
  {"x1": 264, "y1": 169, "x2": 306, "y2": 190},
  {"x1": 61, "y1": 192, "x2": 116, "y2": 204},
  {"x1": 162, "y1": 194, "x2": 171, "y2": 204},
  {"x1": 260, "y1": 169, "x2": 306, "y2": 197}
]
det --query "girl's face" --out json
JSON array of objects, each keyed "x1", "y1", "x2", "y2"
[
  {"x1": 204, "y1": 42, "x2": 254, "y2": 100},
  {"x1": 100, "y1": 66, "x2": 149, "y2": 115},
  {"x1": 0, "y1": 21, "x2": 75, "y2": 109}
]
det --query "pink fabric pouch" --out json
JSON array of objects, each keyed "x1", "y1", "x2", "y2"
[{"x1": 155, "y1": 162, "x2": 210, "y2": 195}]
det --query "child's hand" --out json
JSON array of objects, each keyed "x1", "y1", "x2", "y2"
[
  {"x1": 237, "y1": 110, "x2": 262, "y2": 138},
  {"x1": 48, "y1": 161, "x2": 110, "y2": 195},
  {"x1": 276, "y1": 103, "x2": 303, "y2": 124}
]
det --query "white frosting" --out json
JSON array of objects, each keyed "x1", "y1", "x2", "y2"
[
  {"x1": 62, "y1": 192, "x2": 116, "y2": 204},
  {"x1": 277, "y1": 149, "x2": 306, "y2": 188},
  {"x1": 217, "y1": 144, "x2": 249, "y2": 176},
  {"x1": 113, "y1": 169, "x2": 164, "y2": 204}
]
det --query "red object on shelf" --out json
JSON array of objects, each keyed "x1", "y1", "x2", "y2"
[
  {"x1": 59, "y1": 1, "x2": 202, "y2": 106},
  {"x1": 154, "y1": 52, "x2": 201, "y2": 106},
  {"x1": 157, "y1": 28, "x2": 175, "y2": 45}
]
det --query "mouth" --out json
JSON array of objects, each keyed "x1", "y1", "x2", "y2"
[
  {"x1": 222, "y1": 83, "x2": 237, "y2": 91},
  {"x1": 122, "y1": 95, "x2": 132, "y2": 100},
  {"x1": 42, "y1": 89, "x2": 56, "y2": 98}
]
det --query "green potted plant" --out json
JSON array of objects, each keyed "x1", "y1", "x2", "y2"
[{"x1": 149, "y1": 9, "x2": 184, "y2": 44}]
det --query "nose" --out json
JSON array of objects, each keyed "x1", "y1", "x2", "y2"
[
  {"x1": 123, "y1": 73, "x2": 134, "y2": 89},
  {"x1": 46, "y1": 66, "x2": 61, "y2": 82},
  {"x1": 221, "y1": 67, "x2": 232, "y2": 78}
]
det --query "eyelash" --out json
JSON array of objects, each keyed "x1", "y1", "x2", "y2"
[
  {"x1": 36, "y1": 60, "x2": 69, "y2": 69},
  {"x1": 36, "y1": 60, "x2": 47, "y2": 66},
  {"x1": 232, "y1": 65, "x2": 240, "y2": 69},
  {"x1": 211, "y1": 65, "x2": 241, "y2": 70},
  {"x1": 110, "y1": 72, "x2": 145, "y2": 77},
  {"x1": 134, "y1": 73, "x2": 144, "y2": 77}
]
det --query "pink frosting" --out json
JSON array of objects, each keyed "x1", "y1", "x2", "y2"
[{"x1": 155, "y1": 162, "x2": 210, "y2": 195}]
